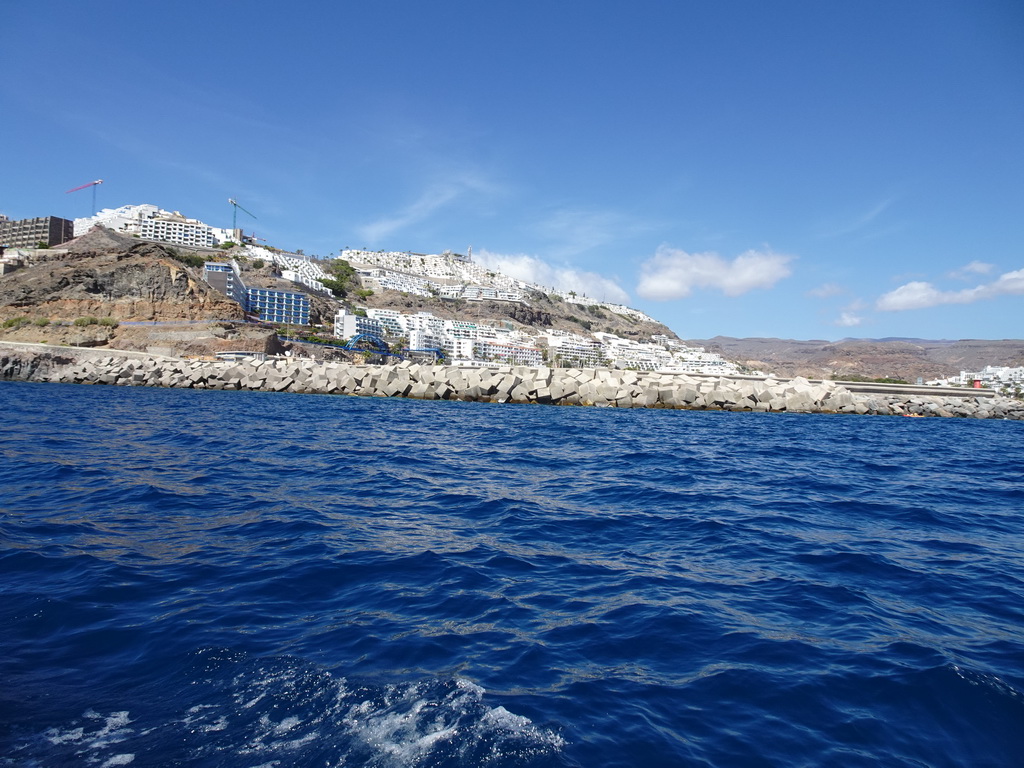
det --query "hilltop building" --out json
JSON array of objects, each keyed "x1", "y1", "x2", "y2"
[
  {"x1": 0, "y1": 215, "x2": 74, "y2": 249},
  {"x1": 75, "y1": 204, "x2": 237, "y2": 249}
]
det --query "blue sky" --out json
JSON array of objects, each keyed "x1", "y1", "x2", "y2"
[{"x1": 3, "y1": 1, "x2": 1021, "y2": 341}]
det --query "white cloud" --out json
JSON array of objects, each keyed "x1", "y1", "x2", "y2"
[
  {"x1": 808, "y1": 282, "x2": 843, "y2": 298},
  {"x1": 836, "y1": 311, "x2": 863, "y2": 327},
  {"x1": 876, "y1": 268, "x2": 1024, "y2": 311},
  {"x1": 636, "y1": 245, "x2": 794, "y2": 300},
  {"x1": 949, "y1": 260, "x2": 994, "y2": 280},
  {"x1": 474, "y1": 249, "x2": 630, "y2": 304}
]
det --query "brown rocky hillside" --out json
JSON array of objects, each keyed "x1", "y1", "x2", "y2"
[
  {"x1": 689, "y1": 336, "x2": 1024, "y2": 381},
  {"x1": 0, "y1": 228, "x2": 277, "y2": 356}
]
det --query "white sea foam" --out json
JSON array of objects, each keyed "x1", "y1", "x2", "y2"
[
  {"x1": 99, "y1": 754, "x2": 135, "y2": 767},
  {"x1": 44, "y1": 726, "x2": 85, "y2": 745},
  {"x1": 11, "y1": 662, "x2": 564, "y2": 766}
]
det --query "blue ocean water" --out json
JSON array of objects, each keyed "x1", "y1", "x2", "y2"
[{"x1": 1, "y1": 381, "x2": 1022, "y2": 768}]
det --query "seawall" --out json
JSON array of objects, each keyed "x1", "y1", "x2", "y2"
[{"x1": 1, "y1": 342, "x2": 1020, "y2": 420}]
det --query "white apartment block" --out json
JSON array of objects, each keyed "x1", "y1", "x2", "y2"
[
  {"x1": 245, "y1": 245, "x2": 330, "y2": 294},
  {"x1": 75, "y1": 204, "x2": 217, "y2": 248},
  {"x1": 138, "y1": 216, "x2": 215, "y2": 248},
  {"x1": 541, "y1": 331, "x2": 606, "y2": 368},
  {"x1": 334, "y1": 309, "x2": 384, "y2": 340},
  {"x1": 473, "y1": 339, "x2": 543, "y2": 367},
  {"x1": 345, "y1": 249, "x2": 525, "y2": 303},
  {"x1": 346, "y1": 300, "x2": 740, "y2": 373}
]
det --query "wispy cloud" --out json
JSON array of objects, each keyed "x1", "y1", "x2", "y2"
[
  {"x1": 817, "y1": 198, "x2": 896, "y2": 238},
  {"x1": 357, "y1": 173, "x2": 495, "y2": 245},
  {"x1": 948, "y1": 260, "x2": 994, "y2": 280},
  {"x1": 538, "y1": 208, "x2": 622, "y2": 257},
  {"x1": 808, "y1": 282, "x2": 844, "y2": 299},
  {"x1": 474, "y1": 249, "x2": 630, "y2": 304},
  {"x1": 636, "y1": 245, "x2": 794, "y2": 300},
  {"x1": 836, "y1": 311, "x2": 863, "y2": 327},
  {"x1": 531, "y1": 206, "x2": 655, "y2": 260},
  {"x1": 876, "y1": 268, "x2": 1024, "y2": 311}
]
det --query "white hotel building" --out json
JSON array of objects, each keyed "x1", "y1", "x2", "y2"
[{"x1": 75, "y1": 204, "x2": 231, "y2": 248}]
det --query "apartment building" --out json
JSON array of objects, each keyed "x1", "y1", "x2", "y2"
[
  {"x1": 246, "y1": 288, "x2": 310, "y2": 326},
  {"x1": 344, "y1": 249, "x2": 526, "y2": 303},
  {"x1": 76, "y1": 204, "x2": 217, "y2": 248},
  {"x1": 203, "y1": 261, "x2": 311, "y2": 326},
  {"x1": 472, "y1": 338, "x2": 543, "y2": 367},
  {"x1": 543, "y1": 331, "x2": 606, "y2": 368},
  {"x1": 138, "y1": 214, "x2": 215, "y2": 248},
  {"x1": 334, "y1": 309, "x2": 385, "y2": 340},
  {"x1": 0, "y1": 215, "x2": 74, "y2": 248},
  {"x1": 364, "y1": 308, "x2": 406, "y2": 336},
  {"x1": 203, "y1": 262, "x2": 248, "y2": 306}
]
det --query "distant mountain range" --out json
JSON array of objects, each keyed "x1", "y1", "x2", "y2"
[{"x1": 687, "y1": 336, "x2": 1024, "y2": 381}]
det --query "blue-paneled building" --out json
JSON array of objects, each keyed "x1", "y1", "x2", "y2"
[
  {"x1": 203, "y1": 261, "x2": 311, "y2": 326},
  {"x1": 245, "y1": 287, "x2": 310, "y2": 325}
]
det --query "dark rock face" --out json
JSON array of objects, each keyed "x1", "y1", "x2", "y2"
[{"x1": 501, "y1": 302, "x2": 553, "y2": 328}]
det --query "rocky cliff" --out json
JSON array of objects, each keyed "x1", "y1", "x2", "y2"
[
  {"x1": 0, "y1": 228, "x2": 277, "y2": 356},
  {"x1": 0, "y1": 229, "x2": 242, "y2": 322}
]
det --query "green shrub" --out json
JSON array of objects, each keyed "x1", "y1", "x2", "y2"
[
  {"x1": 32, "y1": 317, "x2": 50, "y2": 327},
  {"x1": 168, "y1": 250, "x2": 206, "y2": 268},
  {"x1": 98, "y1": 317, "x2": 118, "y2": 327},
  {"x1": 320, "y1": 277, "x2": 347, "y2": 297},
  {"x1": 74, "y1": 317, "x2": 99, "y2": 327},
  {"x1": 2, "y1": 316, "x2": 29, "y2": 328}
]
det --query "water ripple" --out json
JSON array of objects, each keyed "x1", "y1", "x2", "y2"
[{"x1": 1, "y1": 381, "x2": 1022, "y2": 767}]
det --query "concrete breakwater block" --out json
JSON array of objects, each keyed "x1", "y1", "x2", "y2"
[{"x1": 1, "y1": 346, "x2": 1022, "y2": 420}]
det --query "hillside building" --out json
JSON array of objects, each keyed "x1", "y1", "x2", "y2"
[
  {"x1": 334, "y1": 309, "x2": 385, "y2": 340},
  {"x1": 246, "y1": 287, "x2": 310, "y2": 326},
  {"x1": 203, "y1": 261, "x2": 248, "y2": 307},
  {"x1": 0, "y1": 215, "x2": 74, "y2": 249},
  {"x1": 76, "y1": 204, "x2": 220, "y2": 249},
  {"x1": 203, "y1": 261, "x2": 311, "y2": 326}
]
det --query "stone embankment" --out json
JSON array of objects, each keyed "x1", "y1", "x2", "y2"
[{"x1": 1, "y1": 343, "x2": 1021, "y2": 420}]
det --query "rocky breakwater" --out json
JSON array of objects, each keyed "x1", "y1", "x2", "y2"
[{"x1": 2, "y1": 344, "x2": 1022, "y2": 420}]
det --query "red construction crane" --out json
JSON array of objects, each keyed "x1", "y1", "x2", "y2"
[
  {"x1": 65, "y1": 179, "x2": 104, "y2": 194},
  {"x1": 66, "y1": 179, "x2": 104, "y2": 215}
]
